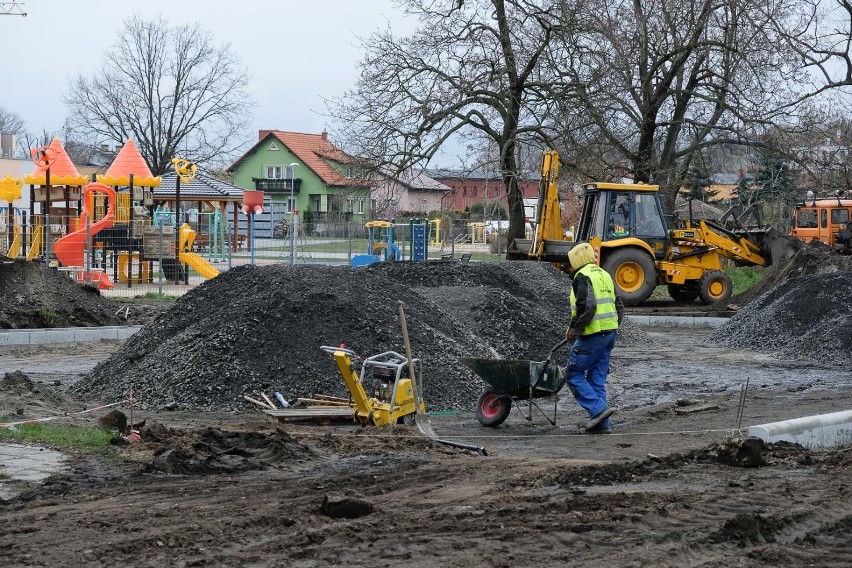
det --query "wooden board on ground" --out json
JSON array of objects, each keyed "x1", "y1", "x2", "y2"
[
  {"x1": 296, "y1": 397, "x2": 352, "y2": 407},
  {"x1": 263, "y1": 406, "x2": 354, "y2": 423},
  {"x1": 674, "y1": 403, "x2": 721, "y2": 415}
]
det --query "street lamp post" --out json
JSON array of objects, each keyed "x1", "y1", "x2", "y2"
[{"x1": 288, "y1": 163, "x2": 299, "y2": 266}]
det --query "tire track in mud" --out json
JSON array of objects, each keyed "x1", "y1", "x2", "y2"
[{"x1": 2, "y1": 442, "x2": 850, "y2": 567}]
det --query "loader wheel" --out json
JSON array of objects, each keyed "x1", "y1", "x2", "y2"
[
  {"x1": 476, "y1": 390, "x2": 511, "y2": 427},
  {"x1": 667, "y1": 284, "x2": 699, "y2": 303},
  {"x1": 602, "y1": 248, "x2": 657, "y2": 306},
  {"x1": 698, "y1": 270, "x2": 732, "y2": 304}
]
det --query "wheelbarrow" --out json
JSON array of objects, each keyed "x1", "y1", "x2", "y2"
[{"x1": 460, "y1": 339, "x2": 568, "y2": 427}]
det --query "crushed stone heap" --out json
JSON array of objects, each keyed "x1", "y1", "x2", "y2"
[
  {"x1": 0, "y1": 260, "x2": 126, "y2": 329},
  {"x1": 713, "y1": 242, "x2": 852, "y2": 366},
  {"x1": 72, "y1": 260, "x2": 649, "y2": 412}
]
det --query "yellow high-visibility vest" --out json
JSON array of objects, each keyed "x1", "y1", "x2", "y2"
[{"x1": 570, "y1": 263, "x2": 619, "y2": 335}]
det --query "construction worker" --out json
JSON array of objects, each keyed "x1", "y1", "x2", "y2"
[{"x1": 565, "y1": 242, "x2": 624, "y2": 434}]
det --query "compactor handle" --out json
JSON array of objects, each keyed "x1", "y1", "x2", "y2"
[{"x1": 320, "y1": 345, "x2": 356, "y2": 356}]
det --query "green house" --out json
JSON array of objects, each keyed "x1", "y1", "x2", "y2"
[{"x1": 227, "y1": 130, "x2": 372, "y2": 229}]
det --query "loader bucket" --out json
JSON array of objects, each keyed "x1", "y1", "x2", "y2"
[{"x1": 746, "y1": 227, "x2": 800, "y2": 265}]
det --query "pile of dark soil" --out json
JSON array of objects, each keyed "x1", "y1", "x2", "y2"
[
  {"x1": 0, "y1": 260, "x2": 127, "y2": 329},
  {"x1": 729, "y1": 240, "x2": 852, "y2": 307},
  {"x1": 138, "y1": 421, "x2": 313, "y2": 475},
  {"x1": 527, "y1": 439, "x2": 833, "y2": 489},
  {"x1": 72, "y1": 261, "x2": 649, "y2": 412},
  {"x1": 0, "y1": 370, "x2": 71, "y2": 422},
  {"x1": 713, "y1": 243, "x2": 852, "y2": 365}
]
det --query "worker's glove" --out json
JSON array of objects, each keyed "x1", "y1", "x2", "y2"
[{"x1": 565, "y1": 330, "x2": 576, "y2": 342}]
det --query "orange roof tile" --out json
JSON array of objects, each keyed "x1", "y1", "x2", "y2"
[
  {"x1": 229, "y1": 130, "x2": 369, "y2": 187},
  {"x1": 98, "y1": 139, "x2": 161, "y2": 187},
  {"x1": 24, "y1": 138, "x2": 87, "y2": 186},
  {"x1": 275, "y1": 131, "x2": 350, "y2": 185}
]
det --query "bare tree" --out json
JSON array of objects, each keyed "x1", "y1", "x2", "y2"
[
  {"x1": 550, "y1": 0, "x2": 830, "y2": 211},
  {"x1": 65, "y1": 15, "x2": 253, "y2": 176},
  {"x1": 0, "y1": 106, "x2": 25, "y2": 136},
  {"x1": 328, "y1": 0, "x2": 579, "y2": 241}
]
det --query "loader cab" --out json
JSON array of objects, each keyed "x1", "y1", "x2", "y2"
[{"x1": 576, "y1": 183, "x2": 670, "y2": 259}]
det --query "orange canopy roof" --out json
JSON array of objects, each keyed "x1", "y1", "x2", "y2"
[
  {"x1": 98, "y1": 139, "x2": 161, "y2": 187},
  {"x1": 24, "y1": 138, "x2": 87, "y2": 186}
]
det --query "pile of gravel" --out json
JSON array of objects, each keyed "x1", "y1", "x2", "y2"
[
  {"x1": 713, "y1": 243, "x2": 852, "y2": 366},
  {"x1": 72, "y1": 260, "x2": 647, "y2": 412}
]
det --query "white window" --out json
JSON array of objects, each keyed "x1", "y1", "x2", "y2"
[
  {"x1": 356, "y1": 198, "x2": 365, "y2": 214},
  {"x1": 266, "y1": 165, "x2": 282, "y2": 179},
  {"x1": 346, "y1": 165, "x2": 354, "y2": 179},
  {"x1": 286, "y1": 197, "x2": 296, "y2": 213},
  {"x1": 268, "y1": 142, "x2": 280, "y2": 151}
]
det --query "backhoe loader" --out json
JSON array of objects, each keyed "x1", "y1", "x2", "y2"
[{"x1": 507, "y1": 150, "x2": 794, "y2": 306}]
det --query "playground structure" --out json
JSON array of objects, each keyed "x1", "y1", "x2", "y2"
[
  {"x1": 4, "y1": 138, "x2": 221, "y2": 289},
  {"x1": 351, "y1": 219, "x2": 430, "y2": 267},
  {"x1": 53, "y1": 182, "x2": 117, "y2": 289}
]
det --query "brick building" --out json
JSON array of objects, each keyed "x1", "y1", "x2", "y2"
[{"x1": 425, "y1": 168, "x2": 539, "y2": 211}]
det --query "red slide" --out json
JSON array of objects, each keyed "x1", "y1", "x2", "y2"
[{"x1": 54, "y1": 182, "x2": 117, "y2": 290}]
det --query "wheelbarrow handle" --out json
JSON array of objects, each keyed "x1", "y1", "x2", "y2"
[{"x1": 548, "y1": 338, "x2": 569, "y2": 360}]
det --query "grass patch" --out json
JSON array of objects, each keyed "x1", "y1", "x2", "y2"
[
  {"x1": 34, "y1": 308, "x2": 60, "y2": 326},
  {"x1": 0, "y1": 423, "x2": 116, "y2": 450},
  {"x1": 726, "y1": 266, "x2": 765, "y2": 296}
]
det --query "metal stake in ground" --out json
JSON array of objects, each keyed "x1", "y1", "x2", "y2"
[{"x1": 735, "y1": 377, "x2": 751, "y2": 434}]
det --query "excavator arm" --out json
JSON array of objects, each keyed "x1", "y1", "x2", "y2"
[
  {"x1": 530, "y1": 150, "x2": 565, "y2": 257},
  {"x1": 507, "y1": 150, "x2": 575, "y2": 263},
  {"x1": 698, "y1": 220, "x2": 769, "y2": 266}
]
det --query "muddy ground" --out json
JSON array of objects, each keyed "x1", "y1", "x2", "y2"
[{"x1": 1, "y1": 326, "x2": 850, "y2": 567}]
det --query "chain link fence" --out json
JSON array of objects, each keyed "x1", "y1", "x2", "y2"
[{"x1": 5, "y1": 215, "x2": 511, "y2": 298}]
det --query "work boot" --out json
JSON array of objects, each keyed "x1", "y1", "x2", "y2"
[
  {"x1": 584, "y1": 408, "x2": 615, "y2": 431},
  {"x1": 585, "y1": 416, "x2": 612, "y2": 434}
]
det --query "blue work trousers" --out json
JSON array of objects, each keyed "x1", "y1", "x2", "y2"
[{"x1": 565, "y1": 330, "x2": 617, "y2": 425}]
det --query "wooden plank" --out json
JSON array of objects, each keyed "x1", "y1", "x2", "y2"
[
  {"x1": 263, "y1": 407, "x2": 354, "y2": 420},
  {"x1": 311, "y1": 394, "x2": 351, "y2": 403},
  {"x1": 261, "y1": 393, "x2": 277, "y2": 409},
  {"x1": 244, "y1": 395, "x2": 275, "y2": 410},
  {"x1": 674, "y1": 403, "x2": 720, "y2": 415},
  {"x1": 297, "y1": 397, "x2": 352, "y2": 407}
]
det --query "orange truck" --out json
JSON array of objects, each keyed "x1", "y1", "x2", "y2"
[{"x1": 789, "y1": 192, "x2": 852, "y2": 255}]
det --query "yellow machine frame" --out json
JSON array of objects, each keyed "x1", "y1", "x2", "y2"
[{"x1": 329, "y1": 347, "x2": 425, "y2": 426}]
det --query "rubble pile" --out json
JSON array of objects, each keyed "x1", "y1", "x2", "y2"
[
  {"x1": 714, "y1": 243, "x2": 852, "y2": 365},
  {"x1": 0, "y1": 260, "x2": 127, "y2": 328},
  {"x1": 73, "y1": 261, "x2": 648, "y2": 412},
  {"x1": 0, "y1": 370, "x2": 71, "y2": 421}
]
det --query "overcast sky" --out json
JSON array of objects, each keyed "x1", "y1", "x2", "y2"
[{"x1": 1, "y1": 1, "x2": 463, "y2": 165}]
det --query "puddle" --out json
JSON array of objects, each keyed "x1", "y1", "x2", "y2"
[{"x1": 0, "y1": 442, "x2": 68, "y2": 500}]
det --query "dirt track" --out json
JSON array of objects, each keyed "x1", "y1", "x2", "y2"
[{"x1": 1, "y1": 327, "x2": 850, "y2": 567}]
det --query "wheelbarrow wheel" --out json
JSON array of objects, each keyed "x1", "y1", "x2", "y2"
[{"x1": 476, "y1": 389, "x2": 511, "y2": 427}]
